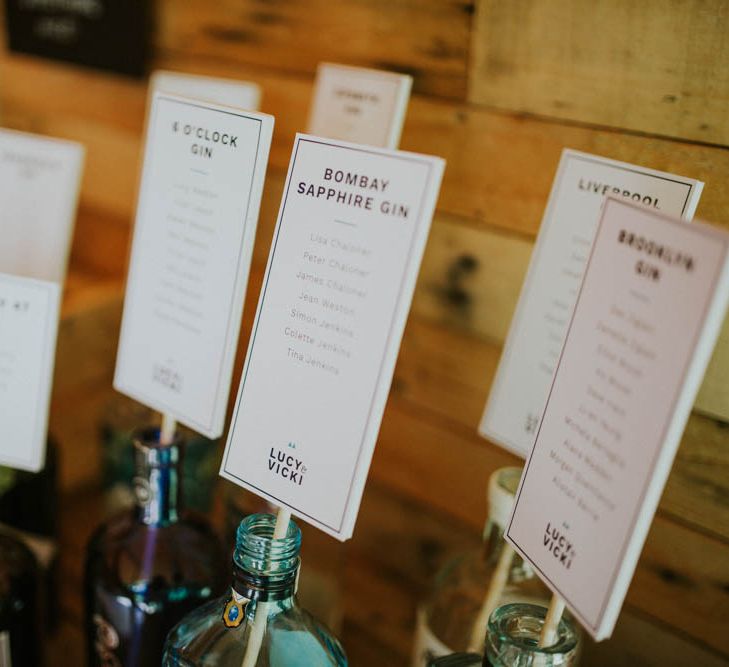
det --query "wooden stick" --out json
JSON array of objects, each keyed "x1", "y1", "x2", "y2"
[
  {"x1": 241, "y1": 506, "x2": 291, "y2": 666},
  {"x1": 159, "y1": 412, "x2": 176, "y2": 445},
  {"x1": 273, "y1": 507, "x2": 291, "y2": 539},
  {"x1": 467, "y1": 543, "x2": 514, "y2": 652},
  {"x1": 539, "y1": 594, "x2": 566, "y2": 648}
]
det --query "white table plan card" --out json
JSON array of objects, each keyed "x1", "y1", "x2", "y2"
[
  {"x1": 114, "y1": 93, "x2": 273, "y2": 438},
  {"x1": 307, "y1": 62, "x2": 412, "y2": 149},
  {"x1": 221, "y1": 134, "x2": 444, "y2": 540},
  {"x1": 0, "y1": 128, "x2": 84, "y2": 283},
  {"x1": 480, "y1": 149, "x2": 703, "y2": 457},
  {"x1": 506, "y1": 197, "x2": 729, "y2": 640},
  {"x1": 0, "y1": 273, "x2": 61, "y2": 472}
]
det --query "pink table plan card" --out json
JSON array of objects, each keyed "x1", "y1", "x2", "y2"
[
  {"x1": 307, "y1": 63, "x2": 412, "y2": 149},
  {"x1": 480, "y1": 149, "x2": 703, "y2": 458},
  {"x1": 114, "y1": 94, "x2": 273, "y2": 438},
  {"x1": 506, "y1": 197, "x2": 729, "y2": 640},
  {"x1": 221, "y1": 134, "x2": 444, "y2": 540},
  {"x1": 0, "y1": 273, "x2": 61, "y2": 472}
]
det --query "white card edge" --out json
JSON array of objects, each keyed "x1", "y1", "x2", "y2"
[
  {"x1": 307, "y1": 62, "x2": 413, "y2": 149},
  {"x1": 114, "y1": 95, "x2": 274, "y2": 437},
  {"x1": 596, "y1": 210, "x2": 729, "y2": 639},
  {"x1": 504, "y1": 198, "x2": 729, "y2": 641},
  {"x1": 220, "y1": 133, "x2": 445, "y2": 539},
  {"x1": 0, "y1": 128, "x2": 85, "y2": 286},
  {"x1": 0, "y1": 275, "x2": 60, "y2": 472}
]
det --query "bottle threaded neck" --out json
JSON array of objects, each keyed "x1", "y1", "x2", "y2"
[
  {"x1": 232, "y1": 513, "x2": 301, "y2": 602},
  {"x1": 486, "y1": 603, "x2": 579, "y2": 666}
]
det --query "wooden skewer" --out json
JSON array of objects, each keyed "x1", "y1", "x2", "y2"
[
  {"x1": 467, "y1": 543, "x2": 515, "y2": 652},
  {"x1": 159, "y1": 412, "x2": 176, "y2": 445},
  {"x1": 241, "y1": 506, "x2": 292, "y2": 667},
  {"x1": 539, "y1": 594, "x2": 566, "y2": 648}
]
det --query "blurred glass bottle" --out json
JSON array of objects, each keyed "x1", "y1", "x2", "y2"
[
  {"x1": 100, "y1": 394, "x2": 219, "y2": 515},
  {"x1": 84, "y1": 428, "x2": 226, "y2": 667},
  {"x1": 0, "y1": 532, "x2": 42, "y2": 667},
  {"x1": 413, "y1": 468, "x2": 549, "y2": 666},
  {"x1": 163, "y1": 512, "x2": 347, "y2": 666},
  {"x1": 0, "y1": 437, "x2": 59, "y2": 633},
  {"x1": 428, "y1": 603, "x2": 580, "y2": 666}
]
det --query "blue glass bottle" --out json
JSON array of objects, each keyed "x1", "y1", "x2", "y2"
[
  {"x1": 84, "y1": 428, "x2": 226, "y2": 667},
  {"x1": 163, "y1": 513, "x2": 347, "y2": 666}
]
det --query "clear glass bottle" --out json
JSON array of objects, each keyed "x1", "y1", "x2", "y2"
[
  {"x1": 485, "y1": 603, "x2": 579, "y2": 666},
  {"x1": 163, "y1": 512, "x2": 347, "y2": 666},
  {"x1": 84, "y1": 427, "x2": 226, "y2": 667},
  {"x1": 413, "y1": 468, "x2": 549, "y2": 666},
  {"x1": 428, "y1": 603, "x2": 580, "y2": 666},
  {"x1": 0, "y1": 532, "x2": 42, "y2": 667},
  {"x1": 224, "y1": 483, "x2": 344, "y2": 632}
]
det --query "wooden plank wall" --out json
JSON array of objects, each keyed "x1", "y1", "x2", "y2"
[{"x1": 1, "y1": 1, "x2": 728, "y2": 662}]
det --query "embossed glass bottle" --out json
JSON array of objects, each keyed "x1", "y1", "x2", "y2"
[
  {"x1": 163, "y1": 513, "x2": 347, "y2": 666},
  {"x1": 413, "y1": 468, "x2": 549, "y2": 666},
  {"x1": 0, "y1": 532, "x2": 41, "y2": 667},
  {"x1": 428, "y1": 603, "x2": 580, "y2": 666},
  {"x1": 84, "y1": 428, "x2": 226, "y2": 667}
]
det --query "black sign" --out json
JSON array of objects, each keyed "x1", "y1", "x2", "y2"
[{"x1": 4, "y1": 0, "x2": 151, "y2": 77}]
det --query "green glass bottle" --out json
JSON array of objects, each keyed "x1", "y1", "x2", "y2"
[{"x1": 163, "y1": 513, "x2": 347, "y2": 666}]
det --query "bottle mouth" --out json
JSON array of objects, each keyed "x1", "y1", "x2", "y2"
[
  {"x1": 487, "y1": 603, "x2": 578, "y2": 662},
  {"x1": 234, "y1": 513, "x2": 301, "y2": 575},
  {"x1": 132, "y1": 426, "x2": 183, "y2": 468}
]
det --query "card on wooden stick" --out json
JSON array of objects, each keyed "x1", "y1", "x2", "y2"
[
  {"x1": 480, "y1": 149, "x2": 703, "y2": 457},
  {"x1": 0, "y1": 273, "x2": 61, "y2": 472},
  {"x1": 220, "y1": 134, "x2": 444, "y2": 540},
  {"x1": 505, "y1": 197, "x2": 729, "y2": 640},
  {"x1": 114, "y1": 94, "x2": 273, "y2": 438},
  {"x1": 0, "y1": 128, "x2": 84, "y2": 284},
  {"x1": 307, "y1": 63, "x2": 412, "y2": 149}
]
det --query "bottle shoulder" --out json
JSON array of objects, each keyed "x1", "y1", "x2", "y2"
[
  {"x1": 85, "y1": 511, "x2": 227, "y2": 593},
  {"x1": 164, "y1": 595, "x2": 347, "y2": 666},
  {"x1": 88, "y1": 510, "x2": 223, "y2": 552}
]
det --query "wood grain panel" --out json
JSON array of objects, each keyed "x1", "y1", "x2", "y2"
[
  {"x1": 470, "y1": 0, "x2": 729, "y2": 146},
  {"x1": 5, "y1": 54, "x2": 729, "y2": 246},
  {"x1": 628, "y1": 515, "x2": 729, "y2": 656},
  {"x1": 157, "y1": 0, "x2": 473, "y2": 100}
]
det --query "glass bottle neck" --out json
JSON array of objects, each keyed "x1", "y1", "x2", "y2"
[
  {"x1": 132, "y1": 430, "x2": 183, "y2": 527},
  {"x1": 485, "y1": 603, "x2": 579, "y2": 666},
  {"x1": 134, "y1": 461, "x2": 181, "y2": 526}
]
